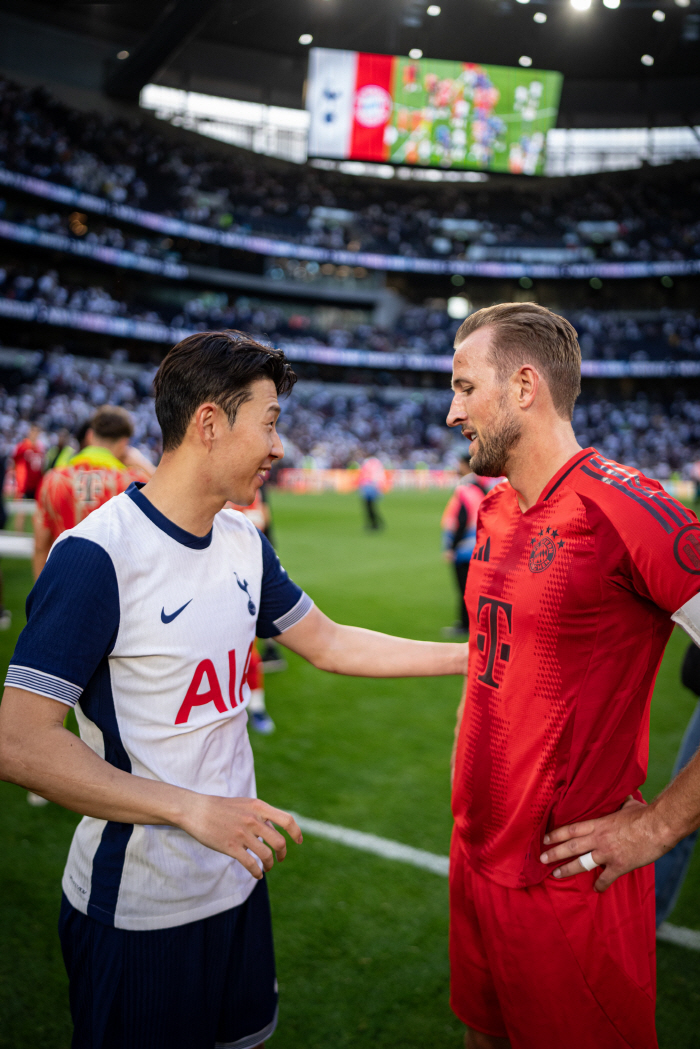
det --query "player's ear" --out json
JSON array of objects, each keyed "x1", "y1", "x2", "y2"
[
  {"x1": 193, "y1": 402, "x2": 218, "y2": 450},
  {"x1": 515, "y1": 365, "x2": 539, "y2": 410}
]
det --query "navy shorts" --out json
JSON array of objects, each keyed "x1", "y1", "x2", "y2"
[{"x1": 59, "y1": 877, "x2": 278, "y2": 1049}]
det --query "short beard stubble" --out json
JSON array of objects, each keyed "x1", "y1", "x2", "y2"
[{"x1": 469, "y1": 402, "x2": 522, "y2": 477}]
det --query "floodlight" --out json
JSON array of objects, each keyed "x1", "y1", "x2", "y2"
[
  {"x1": 641, "y1": 53, "x2": 654, "y2": 64},
  {"x1": 652, "y1": 8, "x2": 665, "y2": 18},
  {"x1": 409, "y1": 48, "x2": 423, "y2": 58},
  {"x1": 675, "y1": 0, "x2": 690, "y2": 7},
  {"x1": 571, "y1": 0, "x2": 592, "y2": 10},
  {"x1": 427, "y1": 5, "x2": 442, "y2": 14},
  {"x1": 447, "y1": 297, "x2": 471, "y2": 319},
  {"x1": 516, "y1": 0, "x2": 531, "y2": 5},
  {"x1": 519, "y1": 55, "x2": 533, "y2": 66},
  {"x1": 117, "y1": 50, "x2": 129, "y2": 60},
  {"x1": 533, "y1": 11, "x2": 547, "y2": 21},
  {"x1": 298, "y1": 33, "x2": 313, "y2": 45},
  {"x1": 602, "y1": 0, "x2": 620, "y2": 8}
]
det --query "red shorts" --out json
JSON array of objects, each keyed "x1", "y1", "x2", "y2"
[
  {"x1": 449, "y1": 832, "x2": 658, "y2": 1049},
  {"x1": 246, "y1": 646, "x2": 263, "y2": 691}
]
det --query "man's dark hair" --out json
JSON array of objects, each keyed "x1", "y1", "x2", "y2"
[
  {"x1": 153, "y1": 331, "x2": 297, "y2": 452},
  {"x1": 91, "y1": 405, "x2": 134, "y2": 441},
  {"x1": 75, "y1": 418, "x2": 93, "y2": 447},
  {"x1": 454, "y1": 302, "x2": 581, "y2": 421}
]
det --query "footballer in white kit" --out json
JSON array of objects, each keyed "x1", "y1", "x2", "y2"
[
  {"x1": 7, "y1": 482, "x2": 312, "y2": 930},
  {"x1": 0, "y1": 330, "x2": 468, "y2": 1049}
]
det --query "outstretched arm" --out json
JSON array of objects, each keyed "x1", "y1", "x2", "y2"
[
  {"x1": 0, "y1": 687, "x2": 302, "y2": 879},
  {"x1": 539, "y1": 750, "x2": 700, "y2": 891},
  {"x1": 278, "y1": 605, "x2": 468, "y2": 678}
]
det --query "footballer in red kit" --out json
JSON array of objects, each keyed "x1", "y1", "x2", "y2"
[
  {"x1": 446, "y1": 302, "x2": 700, "y2": 1049},
  {"x1": 454, "y1": 450, "x2": 700, "y2": 890}
]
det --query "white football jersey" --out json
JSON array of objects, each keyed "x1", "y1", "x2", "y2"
[{"x1": 6, "y1": 483, "x2": 312, "y2": 930}]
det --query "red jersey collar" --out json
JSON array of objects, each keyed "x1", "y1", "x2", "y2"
[{"x1": 538, "y1": 448, "x2": 595, "y2": 504}]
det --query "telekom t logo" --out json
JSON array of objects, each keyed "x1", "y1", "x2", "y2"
[
  {"x1": 175, "y1": 642, "x2": 254, "y2": 725},
  {"x1": 476, "y1": 596, "x2": 513, "y2": 690}
]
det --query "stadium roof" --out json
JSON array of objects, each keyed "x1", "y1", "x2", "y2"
[{"x1": 1, "y1": 0, "x2": 699, "y2": 126}]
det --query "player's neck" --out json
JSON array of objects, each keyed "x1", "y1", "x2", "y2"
[
  {"x1": 507, "y1": 422, "x2": 583, "y2": 513},
  {"x1": 139, "y1": 453, "x2": 226, "y2": 537}
]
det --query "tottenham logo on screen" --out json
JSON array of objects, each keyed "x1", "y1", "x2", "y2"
[
  {"x1": 354, "y1": 85, "x2": 392, "y2": 128},
  {"x1": 529, "y1": 526, "x2": 564, "y2": 573}
]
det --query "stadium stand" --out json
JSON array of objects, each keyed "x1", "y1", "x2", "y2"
[
  {"x1": 0, "y1": 72, "x2": 698, "y2": 482},
  {"x1": 1, "y1": 77, "x2": 699, "y2": 268},
  {"x1": 0, "y1": 350, "x2": 697, "y2": 478},
  {"x1": 0, "y1": 262, "x2": 699, "y2": 363}
]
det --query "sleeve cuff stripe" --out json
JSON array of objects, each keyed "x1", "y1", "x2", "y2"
[
  {"x1": 273, "y1": 592, "x2": 314, "y2": 634},
  {"x1": 5, "y1": 665, "x2": 82, "y2": 705}
]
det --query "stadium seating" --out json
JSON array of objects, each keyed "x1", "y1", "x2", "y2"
[
  {"x1": 1, "y1": 263, "x2": 699, "y2": 363},
  {"x1": 1, "y1": 77, "x2": 699, "y2": 265},
  {"x1": 0, "y1": 75, "x2": 698, "y2": 480},
  {"x1": 0, "y1": 350, "x2": 695, "y2": 478}
]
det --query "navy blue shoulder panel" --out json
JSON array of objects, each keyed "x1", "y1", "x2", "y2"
[
  {"x1": 256, "y1": 532, "x2": 305, "y2": 638},
  {"x1": 10, "y1": 535, "x2": 132, "y2": 926},
  {"x1": 11, "y1": 536, "x2": 120, "y2": 691}
]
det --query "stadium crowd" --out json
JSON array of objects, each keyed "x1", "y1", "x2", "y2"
[
  {"x1": 0, "y1": 350, "x2": 697, "y2": 477},
  {"x1": 0, "y1": 195, "x2": 182, "y2": 265},
  {"x1": 1, "y1": 261, "x2": 700, "y2": 362},
  {"x1": 1, "y1": 78, "x2": 699, "y2": 264}
]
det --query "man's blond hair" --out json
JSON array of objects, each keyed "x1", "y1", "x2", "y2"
[{"x1": 454, "y1": 302, "x2": 581, "y2": 420}]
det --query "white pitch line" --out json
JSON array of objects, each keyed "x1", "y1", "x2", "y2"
[
  {"x1": 292, "y1": 813, "x2": 700, "y2": 950},
  {"x1": 291, "y1": 813, "x2": 450, "y2": 877},
  {"x1": 656, "y1": 922, "x2": 700, "y2": 951}
]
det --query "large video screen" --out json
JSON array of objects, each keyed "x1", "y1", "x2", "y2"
[{"x1": 306, "y1": 48, "x2": 562, "y2": 176}]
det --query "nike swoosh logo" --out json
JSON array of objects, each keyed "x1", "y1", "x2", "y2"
[{"x1": 161, "y1": 600, "x2": 192, "y2": 624}]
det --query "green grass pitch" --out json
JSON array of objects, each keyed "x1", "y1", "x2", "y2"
[{"x1": 1, "y1": 489, "x2": 699, "y2": 1047}]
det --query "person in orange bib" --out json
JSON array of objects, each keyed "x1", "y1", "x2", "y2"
[{"x1": 33, "y1": 406, "x2": 153, "y2": 579}]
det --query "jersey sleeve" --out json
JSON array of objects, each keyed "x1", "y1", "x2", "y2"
[
  {"x1": 5, "y1": 536, "x2": 120, "y2": 707},
  {"x1": 581, "y1": 468, "x2": 700, "y2": 616},
  {"x1": 256, "y1": 532, "x2": 313, "y2": 638}
]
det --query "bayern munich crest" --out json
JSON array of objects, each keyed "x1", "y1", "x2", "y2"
[{"x1": 529, "y1": 526, "x2": 564, "y2": 573}]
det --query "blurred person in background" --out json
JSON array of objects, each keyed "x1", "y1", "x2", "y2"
[
  {"x1": 13, "y1": 422, "x2": 44, "y2": 531},
  {"x1": 32, "y1": 406, "x2": 154, "y2": 579},
  {"x1": 358, "y1": 455, "x2": 387, "y2": 530},
  {"x1": 44, "y1": 427, "x2": 76, "y2": 472},
  {"x1": 441, "y1": 455, "x2": 492, "y2": 639},
  {"x1": 27, "y1": 406, "x2": 154, "y2": 805},
  {"x1": 242, "y1": 484, "x2": 289, "y2": 674},
  {"x1": 654, "y1": 641, "x2": 700, "y2": 927},
  {"x1": 226, "y1": 483, "x2": 283, "y2": 733}
]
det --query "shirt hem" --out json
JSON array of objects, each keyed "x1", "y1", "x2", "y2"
[
  {"x1": 61, "y1": 874, "x2": 257, "y2": 930},
  {"x1": 452, "y1": 824, "x2": 554, "y2": 891}
]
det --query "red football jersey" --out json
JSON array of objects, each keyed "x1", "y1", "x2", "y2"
[
  {"x1": 37, "y1": 451, "x2": 149, "y2": 541},
  {"x1": 13, "y1": 438, "x2": 43, "y2": 496},
  {"x1": 453, "y1": 448, "x2": 700, "y2": 889}
]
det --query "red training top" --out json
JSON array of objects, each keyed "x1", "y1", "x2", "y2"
[
  {"x1": 36, "y1": 448, "x2": 149, "y2": 541},
  {"x1": 453, "y1": 448, "x2": 700, "y2": 889},
  {"x1": 13, "y1": 437, "x2": 43, "y2": 496}
]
